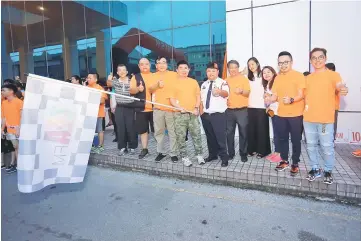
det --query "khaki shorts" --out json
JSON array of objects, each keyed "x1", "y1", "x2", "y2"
[{"x1": 6, "y1": 133, "x2": 19, "y2": 149}]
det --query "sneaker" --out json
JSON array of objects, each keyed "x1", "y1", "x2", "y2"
[
  {"x1": 306, "y1": 169, "x2": 322, "y2": 182},
  {"x1": 155, "y1": 153, "x2": 167, "y2": 162},
  {"x1": 221, "y1": 161, "x2": 228, "y2": 167},
  {"x1": 270, "y1": 154, "x2": 282, "y2": 163},
  {"x1": 351, "y1": 149, "x2": 361, "y2": 158},
  {"x1": 5, "y1": 165, "x2": 12, "y2": 171},
  {"x1": 290, "y1": 164, "x2": 299, "y2": 176},
  {"x1": 1, "y1": 165, "x2": 6, "y2": 169},
  {"x1": 183, "y1": 157, "x2": 192, "y2": 167},
  {"x1": 118, "y1": 148, "x2": 127, "y2": 156},
  {"x1": 129, "y1": 149, "x2": 136, "y2": 155},
  {"x1": 204, "y1": 156, "x2": 217, "y2": 162},
  {"x1": 275, "y1": 161, "x2": 289, "y2": 171},
  {"x1": 91, "y1": 146, "x2": 98, "y2": 153},
  {"x1": 112, "y1": 138, "x2": 118, "y2": 143},
  {"x1": 323, "y1": 171, "x2": 334, "y2": 185},
  {"x1": 139, "y1": 149, "x2": 149, "y2": 159},
  {"x1": 241, "y1": 155, "x2": 248, "y2": 163},
  {"x1": 171, "y1": 156, "x2": 179, "y2": 163},
  {"x1": 96, "y1": 146, "x2": 104, "y2": 153},
  {"x1": 6, "y1": 165, "x2": 17, "y2": 174},
  {"x1": 196, "y1": 155, "x2": 205, "y2": 165},
  {"x1": 266, "y1": 153, "x2": 276, "y2": 161}
]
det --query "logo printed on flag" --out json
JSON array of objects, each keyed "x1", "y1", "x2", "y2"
[{"x1": 17, "y1": 74, "x2": 101, "y2": 193}]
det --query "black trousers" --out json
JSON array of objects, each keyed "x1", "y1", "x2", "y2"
[
  {"x1": 247, "y1": 108, "x2": 271, "y2": 156},
  {"x1": 201, "y1": 112, "x2": 228, "y2": 162},
  {"x1": 115, "y1": 106, "x2": 138, "y2": 150},
  {"x1": 111, "y1": 111, "x2": 117, "y2": 139},
  {"x1": 274, "y1": 115, "x2": 303, "y2": 165},
  {"x1": 226, "y1": 108, "x2": 248, "y2": 157}
]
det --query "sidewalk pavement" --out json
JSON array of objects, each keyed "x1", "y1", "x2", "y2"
[{"x1": 90, "y1": 129, "x2": 361, "y2": 201}]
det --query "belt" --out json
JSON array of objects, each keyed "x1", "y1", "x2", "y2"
[
  {"x1": 228, "y1": 107, "x2": 247, "y2": 111},
  {"x1": 203, "y1": 112, "x2": 223, "y2": 115}
]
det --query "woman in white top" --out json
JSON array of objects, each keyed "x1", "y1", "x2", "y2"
[
  {"x1": 247, "y1": 57, "x2": 271, "y2": 158},
  {"x1": 262, "y1": 66, "x2": 281, "y2": 162}
]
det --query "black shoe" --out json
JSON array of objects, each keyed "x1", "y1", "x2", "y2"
[
  {"x1": 171, "y1": 156, "x2": 178, "y2": 163},
  {"x1": 6, "y1": 165, "x2": 17, "y2": 174},
  {"x1": 221, "y1": 161, "x2": 228, "y2": 167},
  {"x1": 139, "y1": 149, "x2": 149, "y2": 159},
  {"x1": 1, "y1": 165, "x2": 6, "y2": 169},
  {"x1": 205, "y1": 156, "x2": 217, "y2": 162},
  {"x1": 241, "y1": 155, "x2": 248, "y2": 162},
  {"x1": 112, "y1": 139, "x2": 117, "y2": 142},
  {"x1": 323, "y1": 171, "x2": 334, "y2": 185},
  {"x1": 155, "y1": 153, "x2": 166, "y2": 162},
  {"x1": 229, "y1": 155, "x2": 235, "y2": 160}
]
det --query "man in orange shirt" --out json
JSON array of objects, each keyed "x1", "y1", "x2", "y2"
[
  {"x1": 304, "y1": 48, "x2": 348, "y2": 184},
  {"x1": 271, "y1": 51, "x2": 305, "y2": 176},
  {"x1": 1, "y1": 84, "x2": 23, "y2": 173},
  {"x1": 130, "y1": 58, "x2": 156, "y2": 159},
  {"x1": 225, "y1": 60, "x2": 250, "y2": 162},
  {"x1": 87, "y1": 73, "x2": 108, "y2": 154},
  {"x1": 170, "y1": 60, "x2": 204, "y2": 167},
  {"x1": 148, "y1": 57, "x2": 179, "y2": 163}
]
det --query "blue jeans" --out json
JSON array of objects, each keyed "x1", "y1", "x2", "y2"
[{"x1": 303, "y1": 122, "x2": 335, "y2": 172}]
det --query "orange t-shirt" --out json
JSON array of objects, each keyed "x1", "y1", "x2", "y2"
[
  {"x1": 1, "y1": 98, "x2": 23, "y2": 134},
  {"x1": 304, "y1": 70, "x2": 342, "y2": 123},
  {"x1": 226, "y1": 75, "x2": 251, "y2": 108},
  {"x1": 272, "y1": 70, "x2": 305, "y2": 117},
  {"x1": 151, "y1": 71, "x2": 178, "y2": 111},
  {"x1": 89, "y1": 84, "x2": 108, "y2": 118},
  {"x1": 335, "y1": 92, "x2": 340, "y2": 110},
  {"x1": 130, "y1": 72, "x2": 156, "y2": 112},
  {"x1": 171, "y1": 77, "x2": 200, "y2": 112}
]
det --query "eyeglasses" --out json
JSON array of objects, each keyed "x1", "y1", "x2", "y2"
[
  {"x1": 311, "y1": 55, "x2": 325, "y2": 61},
  {"x1": 278, "y1": 61, "x2": 291, "y2": 66}
]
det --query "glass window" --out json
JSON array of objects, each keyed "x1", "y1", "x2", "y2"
[
  {"x1": 139, "y1": 1, "x2": 171, "y2": 33},
  {"x1": 211, "y1": 21, "x2": 226, "y2": 77},
  {"x1": 211, "y1": 1, "x2": 226, "y2": 22},
  {"x1": 110, "y1": 1, "x2": 139, "y2": 40},
  {"x1": 112, "y1": 36, "x2": 141, "y2": 76},
  {"x1": 172, "y1": 1, "x2": 210, "y2": 28},
  {"x1": 46, "y1": 48, "x2": 64, "y2": 80},
  {"x1": 139, "y1": 30, "x2": 172, "y2": 71},
  {"x1": 33, "y1": 49, "x2": 48, "y2": 77},
  {"x1": 62, "y1": 1, "x2": 86, "y2": 46},
  {"x1": 173, "y1": 24, "x2": 210, "y2": 82}
]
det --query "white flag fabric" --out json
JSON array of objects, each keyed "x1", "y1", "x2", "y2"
[{"x1": 17, "y1": 74, "x2": 101, "y2": 193}]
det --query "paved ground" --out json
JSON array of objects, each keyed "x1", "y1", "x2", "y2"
[
  {"x1": 90, "y1": 130, "x2": 361, "y2": 200},
  {"x1": 2, "y1": 166, "x2": 361, "y2": 241}
]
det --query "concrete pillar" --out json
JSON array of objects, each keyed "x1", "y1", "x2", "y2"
[
  {"x1": 95, "y1": 30, "x2": 111, "y2": 79},
  {"x1": 1, "y1": 23, "x2": 13, "y2": 82},
  {"x1": 18, "y1": 45, "x2": 34, "y2": 81},
  {"x1": 63, "y1": 37, "x2": 79, "y2": 79}
]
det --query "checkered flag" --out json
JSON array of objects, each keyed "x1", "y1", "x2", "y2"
[{"x1": 17, "y1": 74, "x2": 101, "y2": 193}]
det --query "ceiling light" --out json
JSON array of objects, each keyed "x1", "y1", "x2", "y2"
[{"x1": 38, "y1": 6, "x2": 45, "y2": 11}]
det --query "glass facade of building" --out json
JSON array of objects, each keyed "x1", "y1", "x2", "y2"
[{"x1": 1, "y1": 1, "x2": 226, "y2": 84}]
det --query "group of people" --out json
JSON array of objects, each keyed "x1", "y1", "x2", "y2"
[
  {"x1": 101, "y1": 48, "x2": 352, "y2": 185},
  {"x1": 1, "y1": 47, "x2": 360, "y2": 184}
]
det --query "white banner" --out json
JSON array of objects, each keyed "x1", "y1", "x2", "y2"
[{"x1": 17, "y1": 74, "x2": 101, "y2": 193}]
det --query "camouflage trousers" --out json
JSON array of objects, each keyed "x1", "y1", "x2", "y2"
[{"x1": 174, "y1": 112, "x2": 203, "y2": 157}]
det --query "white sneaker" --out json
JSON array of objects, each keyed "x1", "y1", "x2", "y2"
[
  {"x1": 182, "y1": 157, "x2": 192, "y2": 167},
  {"x1": 118, "y1": 148, "x2": 126, "y2": 156},
  {"x1": 129, "y1": 149, "x2": 135, "y2": 155},
  {"x1": 197, "y1": 155, "x2": 205, "y2": 165}
]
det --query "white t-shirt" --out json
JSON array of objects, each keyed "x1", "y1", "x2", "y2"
[{"x1": 248, "y1": 75, "x2": 266, "y2": 109}]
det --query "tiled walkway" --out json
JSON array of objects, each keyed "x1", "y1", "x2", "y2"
[{"x1": 90, "y1": 130, "x2": 361, "y2": 200}]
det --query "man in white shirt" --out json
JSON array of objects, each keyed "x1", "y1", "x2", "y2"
[{"x1": 200, "y1": 62, "x2": 230, "y2": 167}]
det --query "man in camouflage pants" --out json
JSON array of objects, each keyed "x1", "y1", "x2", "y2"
[{"x1": 170, "y1": 60, "x2": 205, "y2": 167}]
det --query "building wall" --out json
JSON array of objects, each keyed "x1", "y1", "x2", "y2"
[
  {"x1": 226, "y1": 0, "x2": 361, "y2": 144},
  {"x1": 2, "y1": 1, "x2": 227, "y2": 84}
]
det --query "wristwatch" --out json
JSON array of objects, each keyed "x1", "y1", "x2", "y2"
[{"x1": 290, "y1": 98, "x2": 294, "y2": 104}]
